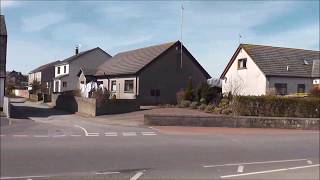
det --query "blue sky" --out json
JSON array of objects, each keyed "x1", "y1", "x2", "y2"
[{"x1": 1, "y1": 0, "x2": 319, "y2": 78}]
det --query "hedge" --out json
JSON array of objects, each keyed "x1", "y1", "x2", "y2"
[{"x1": 237, "y1": 96, "x2": 320, "y2": 118}]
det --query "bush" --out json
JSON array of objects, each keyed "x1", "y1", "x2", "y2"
[
  {"x1": 176, "y1": 90, "x2": 185, "y2": 104},
  {"x1": 196, "y1": 82, "x2": 222, "y2": 104},
  {"x1": 205, "y1": 104, "x2": 215, "y2": 113},
  {"x1": 190, "y1": 101, "x2": 199, "y2": 109},
  {"x1": 221, "y1": 108, "x2": 233, "y2": 115},
  {"x1": 310, "y1": 87, "x2": 320, "y2": 97},
  {"x1": 179, "y1": 100, "x2": 191, "y2": 108},
  {"x1": 184, "y1": 78, "x2": 194, "y2": 101},
  {"x1": 198, "y1": 104, "x2": 207, "y2": 111}
]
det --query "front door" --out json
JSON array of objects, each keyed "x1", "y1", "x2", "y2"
[{"x1": 55, "y1": 81, "x2": 59, "y2": 92}]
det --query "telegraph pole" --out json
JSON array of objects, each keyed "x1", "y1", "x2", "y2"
[{"x1": 180, "y1": 4, "x2": 184, "y2": 69}]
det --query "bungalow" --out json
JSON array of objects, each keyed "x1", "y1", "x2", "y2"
[
  {"x1": 80, "y1": 41, "x2": 211, "y2": 104},
  {"x1": 0, "y1": 15, "x2": 7, "y2": 109},
  {"x1": 220, "y1": 44, "x2": 320, "y2": 96},
  {"x1": 28, "y1": 60, "x2": 61, "y2": 93},
  {"x1": 53, "y1": 47, "x2": 111, "y2": 93}
]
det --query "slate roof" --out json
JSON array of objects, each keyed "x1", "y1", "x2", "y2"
[
  {"x1": 55, "y1": 47, "x2": 111, "y2": 66},
  {"x1": 96, "y1": 41, "x2": 176, "y2": 76},
  {"x1": 0, "y1": 15, "x2": 7, "y2": 36},
  {"x1": 29, "y1": 60, "x2": 61, "y2": 74},
  {"x1": 221, "y1": 44, "x2": 320, "y2": 78},
  {"x1": 78, "y1": 67, "x2": 97, "y2": 76},
  {"x1": 312, "y1": 59, "x2": 320, "y2": 78}
]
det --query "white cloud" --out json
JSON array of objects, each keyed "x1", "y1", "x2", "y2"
[{"x1": 22, "y1": 12, "x2": 65, "y2": 32}]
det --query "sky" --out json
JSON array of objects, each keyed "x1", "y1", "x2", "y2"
[{"x1": 1, "y1": 0, "x2": 319, "y2": 78}]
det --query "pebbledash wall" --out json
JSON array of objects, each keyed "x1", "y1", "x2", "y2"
[{"x1": 52, "y1": 94, "x2": 140, "y2": 116}]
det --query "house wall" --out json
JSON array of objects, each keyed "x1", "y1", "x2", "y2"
[
  {"x1": 99, "y1": 76, "x2": 138, "y2": 99},
  {"x1": 267, "y1": 76, "x2": 313, "y2": 95},
  {"x1": 0, "y1": 78, "x2": 4, "y2": 108},
  {"x1": 28, "y1": 72, "x2": 41, "y2": 84},
  {"x1": 55, "y1": 48, "x2": 111, "y2": 92},
  {"x1": 55, "y1": 64, "x2": 69, "y2": 77},
  {"x1": 138, "y1": 44, "x2": 208, "y2": 105},
  {"x1": 222, "y1": 48, "x2": 267, "y2": 96}
]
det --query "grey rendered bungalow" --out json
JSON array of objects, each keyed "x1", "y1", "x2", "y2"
[{"x1": 81, "y1": 41, "x2": 211, "y2": 105}]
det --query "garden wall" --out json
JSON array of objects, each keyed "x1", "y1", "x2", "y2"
[
  {"x1": 52, "y1": 94, "x2": 140, "y2": 116},
  {"x1": 144, "y1": 114, "x2": 319, "y2": 130}
]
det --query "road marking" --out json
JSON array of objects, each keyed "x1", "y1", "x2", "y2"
[
  {"x1": 204, "y1": 158, "x2": 308, "y2": 168},
  {"x1": 104, "y1": 132, "x2": 117, "y2": 136},
  {"x1": 0, "y1": 175, "x2": 50, "y2": 179},
  {"x1": 33, "y1": 135, "x2": 49, "y2": 138},
  {"x1": 87, "y1": 133, "x2": 100, "y2": 137},
  {"x1": 237, "y1": 165, "x2": 244, "y2": 173},
  {"x1": 0, "y1": 135, "x2": 6, "y2": 137},
  {"x1": 130, "y1": 171, "x2": 145, "y2": 180},
  {"x1": 74, "y1": 125, "x2": 89, "y2": 136},
  {"x1": 12, "y1": 135, "x2": 28, "y2": 137},
  {"x1": 74, "y1": 125, "x2": 99, "y2": 136},
  {"x1": 70, "y1": 134, "x2": 81, "y2": 137},
  {"x1": 220, "y1": 164, "x2": 320, "y2": 179},
  {"x1": 52, "y1": 134, "x2": 66, "y2": 138},
  {"x1": 95, "y1": 171, "x2": 120, "y2": 175},
  {"x1": 141, "y1": 132, "x2": 156, "y2": 136},
  {"x1": 123, "y1": 132, "x2": 137, "y2": 136},
  {"x1": 307, "y1": 160, "x2": 313, "y2": 164}
]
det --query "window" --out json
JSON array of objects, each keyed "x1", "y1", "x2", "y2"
[
  {"x1": 64, "y1": 66, "x2": 67, "y2": 73},
  {"x1": 62, "y1": 81, "x2": 67, "y2": 87},
  {"x1": 57, "y1": 67, "x2": 61, "y2": 74},
  {"x1": 275, "y1": 83, "x2": 287, "y2": 95},
  {"x1": 297, "y1": 84, "x2": 305, "y2": 93},
  {"x1": 238, "y1": 58, "x2": 247, "y2": 69},
  {"x1": 151, "y1": 89, "x2": 160, "y2": 97},
  {"x1": 124, "y1": 80, "x2": 134, "y2": 93},
  {"x1": 111, "y1": 81, "x2": 117, "y2": 91},
  {"x1": 80, "y1": 81, "x2": 84, "y2": 84}
]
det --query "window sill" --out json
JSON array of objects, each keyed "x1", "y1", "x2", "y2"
[
  {"x1": 124, "y1": 91, "x2": 134, "y2": 94},
  {"x1": 237, "y1": 67, "x2": 247, "y2": 70}
]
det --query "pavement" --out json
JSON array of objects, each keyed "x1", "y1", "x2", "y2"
[{"x1": 0, "y1": 102, "x2": 319, "y2": 179}]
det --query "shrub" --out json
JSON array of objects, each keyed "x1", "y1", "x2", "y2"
[
  {"x1": 179, "y1": 100, "x2": 191, "y2": 108},
  {"x1": 196, "y1": 82, "x2": 222, "y2": 104},
  {"x1": 190, "y1": 101, "x2": 199, "y2": 109},
  {"x1": 205, "y1": 104, "x2": 215, "y2": 113},
  {"x1": 184, "y1": 78, "x2": 194, "y2": 101},
  {"x1": 198, "y1": 104, "x2": 207, "y2": 111},
  {"x1": 310, "y1": 87, "x2": 320, "y2": 97},
  {"x1": 221, "y1": 108, "x2": 233, "y2": 115},
  {"x1": 176, "y1": 90, "x2": 185, "y2": 104}
]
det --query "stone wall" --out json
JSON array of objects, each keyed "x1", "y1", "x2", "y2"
[
  {"x1": 144, "y1": 114, "x2": 320, "y2": 130},
  {"x1": 52, "y1": 94, "x2": 140, "y2": 116}
]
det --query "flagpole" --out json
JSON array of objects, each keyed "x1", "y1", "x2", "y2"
[{"x1": 180, "y1": 4, "x2": 184, "y2": 69}]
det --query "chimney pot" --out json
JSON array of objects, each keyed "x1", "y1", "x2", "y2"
[{"x1": 75, "y1": 47, "x2": 79, "y2": 55}]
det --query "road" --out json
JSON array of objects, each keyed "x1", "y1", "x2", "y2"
[{"x1": 1, "y1": 102, "x2": 319, "y2": 179}]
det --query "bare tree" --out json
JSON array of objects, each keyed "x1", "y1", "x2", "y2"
[{"x1": 224, "y1": 76, "x2": 244, "y2": 119}]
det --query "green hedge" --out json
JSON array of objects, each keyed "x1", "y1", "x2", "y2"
[{"x1": 237, "y1": 96, "x2": 320, "y2": 118}]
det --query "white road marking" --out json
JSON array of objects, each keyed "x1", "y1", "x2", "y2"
[
  {"x1": 141, "y1": 132, "x2": 156, "y2": 136},
  {"x1": 0, "y1": 175, "x2": 50, "y2": 179},
  {"x1": 87, "y1": 133, "x2": 100, "y2": 137},
  {"x1": 104, "y1": 132, "x2": 117, "y2": 136},
  {"x1": 237, "y1": 165, "x2": 244, "y2": 173},
  {"x1": 204, "y1": 158, "x2": 308, "y2": 168},
  {"x1": 33, "y1": 135, "x2": 49, "y2": 138},
  {"x1": 95, "y1": 171, "x2": 120, "y2": 175},
  {"x1": 74, "y1": 125, "x2": 99, "y2": 136},
  {"x1": 123, "y1": 132, "x2": 137, "y2": 136},
  {"x1": 130, "y1": 171, "x2": 145, "y2": 180},
  {"x1": 70, "y1": 134, "x2": 81, "y2": 137},
  {"x1": 220, "y1": 164, "x2": 320, "y2": 179},
  {"x1": 52, "y1": 134, "x2": 66, "y2": 138},
  {"x1": 74, "y1": 125, "x2": 89, "y2": 136},
  {"x1": 307, "y1": 160, "x2": 313, "y2": 164},
  {"x1": 0, "y1": 135, "x2": 6, "y2": 137},
  {"x1": 12, "y1": 135, "x2": 28, "y2": 137}
]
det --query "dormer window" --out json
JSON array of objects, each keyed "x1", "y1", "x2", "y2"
[
  {"x1": 238, "y1": 58, "x2": 247, "y2": 69},
  {"x1": 57, "y1": 67, "x2": 61, "y2": 74},
  {"x1": 64, "y1": 66, "x2": 67, "y2": 73}
]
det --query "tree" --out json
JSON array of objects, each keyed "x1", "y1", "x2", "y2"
[
  {"x1": 224, "y1": 76, "x2": 244, "y2": 117},
  {"x1": 184, "y1": 78, "x2": 194, "y2": 101},
  {"x1": 30, "y1": 80, "x2": 41, "y2": 94}
]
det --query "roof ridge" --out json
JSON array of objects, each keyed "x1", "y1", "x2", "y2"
[
  {"x1": 241, "y1": 43, "x2": 320, "y2": 52},
  {"x1": 115, "y1": 41, "x2": 178, "y2": 56}
]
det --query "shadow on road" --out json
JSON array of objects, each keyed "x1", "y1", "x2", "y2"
[{"x1": 10, "y1": 103, "x2": 71, "y2": 119}]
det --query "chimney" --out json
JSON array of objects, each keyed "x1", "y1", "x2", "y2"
[{"x1": 75, "y1": 46, "x2": 79, "y2": 55}]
